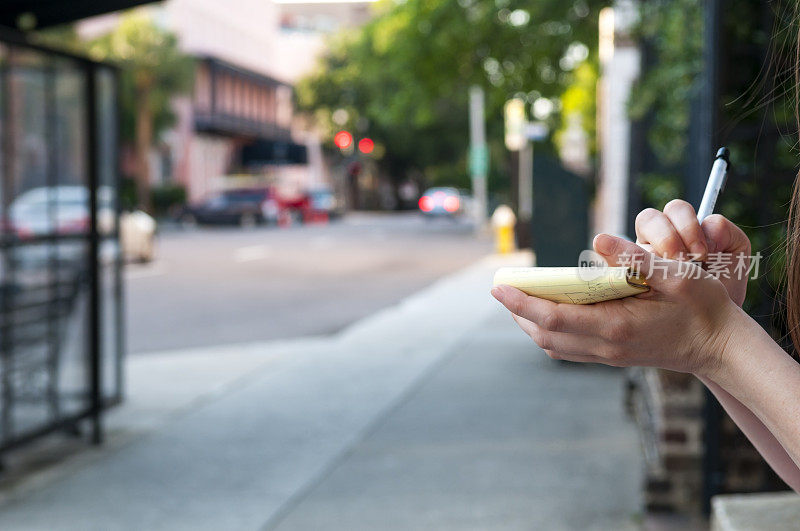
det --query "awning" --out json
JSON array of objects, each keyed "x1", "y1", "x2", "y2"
[
  {"x1": 241, "y1": 139, "x2": 308, "y2": 166},
  {"x1": 0, "y1": 1, "x2": 158, "y2": 30}
]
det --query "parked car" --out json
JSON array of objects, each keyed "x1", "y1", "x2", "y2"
[
  {"x1": 178, "y1": 187, "x2": 279, "y2": 227},
  {"x1": 418, "y1": 187, "x2": 464, "y2": 217},
  {"x1": 9, "y1": 185, "x2": 157, "y2": 262},
  {"x1": 10, "y1": 185, "x2": 114, "y2": 237}
]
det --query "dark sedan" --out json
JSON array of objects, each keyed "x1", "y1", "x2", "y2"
[{"x1": 179, "y1": 188, "x2": 279, "y2": 227}]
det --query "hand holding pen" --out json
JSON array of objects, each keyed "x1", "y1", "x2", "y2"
[{"x1": 633, "y1": 146, "x2": 751, "y2": 305}]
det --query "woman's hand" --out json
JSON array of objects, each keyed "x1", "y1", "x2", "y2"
[
  {"x1": 634, "y1": 199, "x2": 751, "y2": 306},
  {"x1": 491, "y1": 233, "x2": 747, "y2": 380}
]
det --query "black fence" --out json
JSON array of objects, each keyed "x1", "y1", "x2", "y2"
[
  {"x1": 0, "y1": 29, "x2": 123, "y2": 453},
  {"x1": 626, "y1": 0, "x2": 794, "y2": 513}
]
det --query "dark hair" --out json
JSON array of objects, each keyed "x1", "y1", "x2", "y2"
[{"x1": 786, "y1": 7, "x2": 800, "y2": 351}]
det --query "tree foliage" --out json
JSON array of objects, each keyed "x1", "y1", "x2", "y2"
[
  {"x1": 84, "y1": 12, "x2": 194, "y2": 210},
  {"x1": 555, "y1": 60, "x2": 598, "y2": 157},
  {"x1": 85, "y1": 12, "x2": 194, "y2": 145},
  {"x1": 36, "y1": 13, "x2": 194, "y2": 211},
  {"x1": 298, "y1": 0, "x2": 609, "y2": 193},
  {"x1": 628, "y1": 0, "x2": 799, "y2": 335}
]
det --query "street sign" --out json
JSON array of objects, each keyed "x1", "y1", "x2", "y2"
[
  {"x1": 504, "y1": 98, "x2": 526, "y2": 151},
  {"x1": 469, "y1": 145, "x2": 489, "y2": 176},
  {"x1": 524, "y1": 121, "x2": 549, "y2": 141}
]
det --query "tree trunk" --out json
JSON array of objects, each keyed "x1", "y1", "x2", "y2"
[{"x1": 134, "y1": 83, "x2": 154, "y2": 213}]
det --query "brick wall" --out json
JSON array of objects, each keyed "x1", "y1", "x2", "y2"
[{"x1": 625, "y1": 367, "x2": 785, "y2": 514}]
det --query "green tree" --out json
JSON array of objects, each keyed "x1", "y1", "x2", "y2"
[
  {"x1": 86, "y1": 12, "x2": 194, "y2": 212},
  {"x1": 628, "y1": 0, "x2": 798, "y2": 339},
  {"x1": 555, "y1": 59, "x2": 598, "y2": 157},
  {"x1": 298, "y1": 0, "x2": 608, "y2": 201}
]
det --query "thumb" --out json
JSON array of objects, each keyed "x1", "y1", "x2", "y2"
[{"x1": 593, "y1": 233, "x2": 674, "y2": 289}]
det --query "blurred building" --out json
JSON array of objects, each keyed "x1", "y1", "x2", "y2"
[
  {"x1": 81, "y1": 0, "x2": 375, "y2": 202},
  {"x1": 273, "y1": 1, "x2": 373, "y2": 83}
]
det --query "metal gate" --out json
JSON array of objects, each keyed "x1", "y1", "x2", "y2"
[
  {"x1": 0, "y1": 29, "x2": 122, "y2": 451},
  {"x1": 530, "y1": 154, "x2": 589, "y2": 267}
]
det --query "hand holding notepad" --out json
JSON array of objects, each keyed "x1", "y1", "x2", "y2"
[
  {"x1": 493, "y1": 266, "x2": 649, "y2": 304},
  {"x1": 492, "y1": 148, "x2": 731, "y2": 304}
]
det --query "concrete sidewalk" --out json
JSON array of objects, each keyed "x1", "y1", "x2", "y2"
[{"x1": 0, "y1": 253, "x2": 642, "y2": 530}]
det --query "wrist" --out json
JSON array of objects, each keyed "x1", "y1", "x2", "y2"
[{"x1": 695, "y1": 302, "x2": 754, "y2": 383}]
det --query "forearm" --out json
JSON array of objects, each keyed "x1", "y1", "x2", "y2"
[
  {"x1": 698, "y1": 374, "x2": 800, "y2": 491},
  {"x1": 709, "y1": 307, "x2": 800, "y2": 478}
]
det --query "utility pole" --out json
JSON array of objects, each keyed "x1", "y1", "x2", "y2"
[{"x1": 468, "y1": 86, "x2": 488, "y2": 230}]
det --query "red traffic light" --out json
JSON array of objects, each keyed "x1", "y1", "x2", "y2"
[
  {"x1": 358, "y1": 137, "x2": 374, "y2": 154},
  {"x1": 334, "y1": 130, "x2": 353, "y2": 150}
]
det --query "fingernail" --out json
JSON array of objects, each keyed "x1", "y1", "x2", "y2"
[
  {"x1": 594, "y1": 234, "x2": 615, "y2": 255},
  {"x1": 491, "y1": 286, "x2": 504, "y2": 300}
]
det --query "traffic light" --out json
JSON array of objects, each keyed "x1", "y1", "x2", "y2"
[
  {"x1": 334, "y1": 130, "x2": 353, "y2": 151},
  {"x1": 358, "y1": 137, "x2": 374, "y2": 154}
]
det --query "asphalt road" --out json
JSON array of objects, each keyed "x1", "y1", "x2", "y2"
[{"x1": 125, "y1": 212, "x2": 492, "y2": 354}]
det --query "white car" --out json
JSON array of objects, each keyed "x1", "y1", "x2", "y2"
[
  {"x1": 9, "y1": 185, "x2": 157, "y2": 263},
  {"x1": 418, "y1": 187, "x2": 467, "y2": 217},
  {"x1": 119, "y1": 210, "x2": 157, "y2": 262}
]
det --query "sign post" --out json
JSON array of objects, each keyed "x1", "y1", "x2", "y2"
[
  {"x1": 504, "y1": 98, "x2": 526, "y2": 151},
  {"x1": 521, "y1": 121, "x2": 548, "y2": 225},
  {"x1": 469, "y1": 86, "x2": 489, "y2": 230}
]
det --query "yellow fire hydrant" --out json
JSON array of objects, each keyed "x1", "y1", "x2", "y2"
[{"x1": 491, "y1": 205, "x2": 516, "y2": 254}]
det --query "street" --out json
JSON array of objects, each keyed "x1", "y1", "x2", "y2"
[{"x1": 126, "y1": 212, "x2": 492, "y2": 353}]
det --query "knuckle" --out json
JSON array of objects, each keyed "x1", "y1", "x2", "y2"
[
  {"x1": 658, "y1": 232, "x2": 685, "y2": 258},
  {"x1": 508, "y1": 296, "x2": 527, "y2": 317},
  {"x1": 740, "y1": 230, "x2": 752, "y2": 253},
  {"x1": 635, "y1": 208, "x2": 660, "y2": 226},
  {"x1": 703, "y1": 213, "x2": 726, "y2": 227},
  {"x1": 541, "y1": 310, "x2": 563, "y2": 332},
  {"x1": 663, "y1": 199, "x2": 694, "y2": 215},
  {"x1": 605, "y1": 320, "x2": 631, "y2": 343},
  {"x1": 600, "y1": 344, "x2": 625, "y2": 364},
  {"x1": 704, "y1": 215, "x2": 751, "y2": 250},
  {"x1": 534, "y1": 330, "x2": 554, "y2": 351}
]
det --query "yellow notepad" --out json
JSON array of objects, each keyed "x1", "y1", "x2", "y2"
[{"x1": 493, "y1": 267, "x2": 649, "y2": 304}]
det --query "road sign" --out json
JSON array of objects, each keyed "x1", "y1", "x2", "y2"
[
  {"x1": 504, "y1": 98, "x2": 526, "y2": 151},
  {"x1": 524, "y1": 121, "x2": 549, "y2": 141}
]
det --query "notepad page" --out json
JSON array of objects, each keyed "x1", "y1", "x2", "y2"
[{"x1": 493, "y1": 267, "x2": 649, "y2": 304}]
